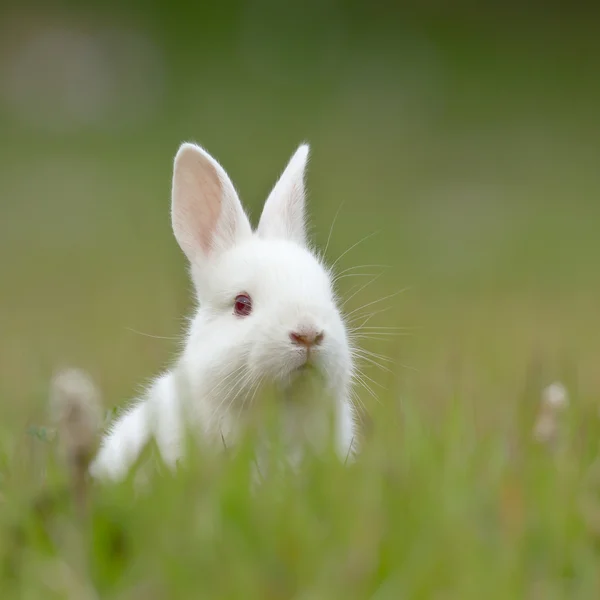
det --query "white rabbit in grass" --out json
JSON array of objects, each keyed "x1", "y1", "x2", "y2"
[{"x1": 89, "y1": 142, "x2": 357, "y2": 482}]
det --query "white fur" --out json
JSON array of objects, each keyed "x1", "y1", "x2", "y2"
[{"x1": 90, "y1": 142, "x2": 357, "y2": 482}]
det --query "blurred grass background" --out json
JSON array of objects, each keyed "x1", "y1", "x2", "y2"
[
  {"x1": 2, "y1": 2, "x2": 599, "y2": 419},
  {"x1": 1, "y1": 1, "x2": 600, "y2": 597}
]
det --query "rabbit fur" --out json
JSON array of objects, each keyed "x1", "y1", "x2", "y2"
[{"x1": 89, "y1": 142, "x2": 357, "y2": 482}]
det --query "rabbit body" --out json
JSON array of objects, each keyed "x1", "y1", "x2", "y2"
[{"x1": 90, "y1": 142, "x2": 357, "y2": 482}]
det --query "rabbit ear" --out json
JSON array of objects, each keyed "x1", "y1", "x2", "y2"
[
  {"x1": 257, "y1": 144, "x2": 309, "y2": 246},
  {"x1": 171, "y1": 143, "x2": 252, "y2": 263}
]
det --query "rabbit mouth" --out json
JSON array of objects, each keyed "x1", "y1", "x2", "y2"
[
  {"x1": 281, "y1": 347, "x2": 325, "y2": 382},
  {"x1": 290, "y1": 357, "x2": 320, "y2": 377},
  {"x1": 291, "y1": 351, "x2": 316, "y2": 372},
  {"x1": 284, "y1": 360, "x2": 330, "y2": 401}
]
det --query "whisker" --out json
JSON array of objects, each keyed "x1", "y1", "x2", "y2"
[
  {"x1": 235, "y1": 373, "x2": 258, "y2": 422},
  {"x1": 247, "y1": 376, "x2": 264, "y2": 407},
  {"x1": 344, "y1": 287, "x2": 412, "y2": 319},
  {"x1": 334, "y1": 273, "x2": 381, "y2": 282},
  {"x1": 226, "y1": 370, "x2": 257, "y2": 420},
  {"x1": 235, "y1": 373, "x2": 264, "y2": 430},
  {"x1": 334, "y1": 264, "x2": 389, "y2": 278},
  {"x1": 352, "y1": 352, "x2": 395, "y2": 375},
  {"x1": 350, "y1": 333, "x2": 412, "y2": 339},
  {"x1": 349, "y1": 388, "x2": 368, "y2": 414},
  {"x1": 330, "y1": 230, "x2": 381, "y2": 271},
  {"x1": 323, "y1": 200, "x2": 346, "y2": 258},
  {"x1": 207, "y1": 364, "x2": 250, "y2": 421},
  {"x1": 341, "y1": 273, "x2": 384, "y2": 308},
  {"x1": 356, "y1": 348, "x2": 418, "y2": 374},
  {"x1": 125, "y1": 327, "x2": 179, "y2": 341},
  {"x1": 354, "y1": 326, "x2": 418, "y2": 331},
  {"x1": 213, "y1": 363, "x2": 247, "y2": 391},
  {"x1": 397, "y1": 363, "x2": 419, "y2": 373},
  {"x1": 352, "y1": 371, "x2": 379, "y2": 401},
  {"x1": 353, "y1": 348, "x2": 394, "y2": 364},
  {"x1": 355, "y1": 368, "x2": 386, "y2": 390},
  {"x1": 349, "y1": 307, "x2": 396, "y2": 328}
]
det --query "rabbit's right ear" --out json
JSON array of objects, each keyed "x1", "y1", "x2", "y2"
[{"x1": 171, "y1": 143, "x2": 252, "y2": 263}]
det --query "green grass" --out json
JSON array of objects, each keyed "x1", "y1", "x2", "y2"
[
  {"x1": 1, "y1": 380, "x2": 599, "y2": 598},
  {"x1": 1, "y1": 5, "x2": 600, "y2": 598}
]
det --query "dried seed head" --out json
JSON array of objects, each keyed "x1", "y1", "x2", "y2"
[
  {"x1": 541, "y1": 381, "x2": 569, "y2": 411},
  {"x1": 533, "y1": 381, "x2": 569, "y2": 447},
  {"x1": 533, "y1": 412, "x2": 558, "y2": 444},
  {"x1": 50, "y1": 368, "x2": 103, "y2": 468}
]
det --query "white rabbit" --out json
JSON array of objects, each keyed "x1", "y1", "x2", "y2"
[{"x1": 89, "y1": 142, "x2": 357, "y2": 482}]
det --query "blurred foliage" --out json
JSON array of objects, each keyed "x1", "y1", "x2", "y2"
[
  {"x1": 0, "y1": 1, "x2": 600, "y2": 597},
  {"x1": 2, "y1": 383, "x2": 600, "y2": 598}
]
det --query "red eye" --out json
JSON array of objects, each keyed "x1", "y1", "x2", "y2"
[{"x1": 234, "y1": 293, "x2": 252, "y2": 317}]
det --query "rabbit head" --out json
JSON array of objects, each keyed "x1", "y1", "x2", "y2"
[{"x1": 172, "y1": 142, "x2": 354, "y2": 415}]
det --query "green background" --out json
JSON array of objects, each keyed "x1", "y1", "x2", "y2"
[{"x1": 1, "y1": 2, "x2": 600, "y2": 597}]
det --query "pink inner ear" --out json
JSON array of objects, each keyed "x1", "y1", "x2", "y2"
[
  {"x1": 173, "y1": 142, "x2": 254, "y2": 262},
  {"x1": 192, "y1": 166, "x2": 222, "y2": 255},
  {"x1": 173, "y1": 150, "x2": 223, "y2": 257}
]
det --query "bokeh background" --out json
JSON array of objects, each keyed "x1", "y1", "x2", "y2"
[{"x1": 1, "y1": 1, "x2": 599, "y2": 431}]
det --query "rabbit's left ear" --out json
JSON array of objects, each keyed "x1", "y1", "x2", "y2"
[{"x1": 257, "y1": 144, "x2": 309, "y2": 246}]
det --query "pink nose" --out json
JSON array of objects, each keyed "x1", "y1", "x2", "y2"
[{"x1": 290, "y1": 329, "x2": 324, "y2": 348}]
